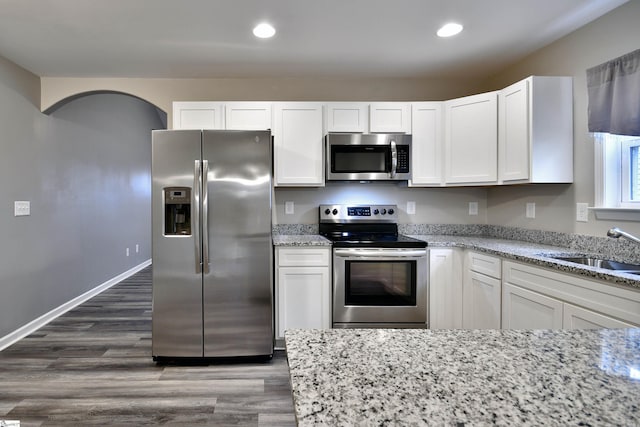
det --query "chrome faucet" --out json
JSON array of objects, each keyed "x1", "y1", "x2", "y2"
[{"x1": 607, "y1": 227, "x2": 640, "y2": 245}]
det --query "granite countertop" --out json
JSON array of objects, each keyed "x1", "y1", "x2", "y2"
[
  {"x1": 286, "y1": 328, "x2": 640, "y2": 426},
  {"x1": 414, "y1": 234, "x2": 640, "y2": 290},
  {"x1": 272, "y1": 234, "x2": 332, "y2": 247},
  {"x1": 271, "y1": 231, "x2": 640, "y2": 289}
]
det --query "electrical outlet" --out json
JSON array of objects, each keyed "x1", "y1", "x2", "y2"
[
  {"x1": 126, "y1": 248, "x2": 130, "y2": 257},
  {"x1": 136, "y1": 244, "x2": 140, "y2": 253},
  {"x1": 407, "y1": 201, "x2": 416, "y2": 215},
  {"x1": 576, "y1": 203, "x2": 589, "y2": 222},
  {"x1": 526, "y1": 202, "x2": 536, "y2": 219},
  {"x1": 14, "y1": 201, "x2": 30, "y2": 216},
  {"x1": 468, "y1": 201, "x2": 478, "y2": 216},
  {"x1": 285, "y1": 201, "x2": 294, "y2": 215}
]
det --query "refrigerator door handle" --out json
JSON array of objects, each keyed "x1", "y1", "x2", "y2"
[
  {"x1": 194, "y1": 160, "x2": 202, "y2": 274},
  {"x1": 202, "y1": 160, "x2": 210, "y2": 274}
]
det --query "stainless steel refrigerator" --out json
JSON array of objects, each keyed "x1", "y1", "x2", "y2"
[{"x1": 151, "y1": 129, "x2": 273, "y2": 360}]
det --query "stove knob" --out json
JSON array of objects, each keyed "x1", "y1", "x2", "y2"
[
  {"x1": 388, "y1": 208, "x2": 395, "y2": 215},
  {"x1": 332, "y1": 209, "x2": 338, "y2": 215},
  {"x1": 373, "y1": 209, "x2": 380, "y2": 215},
  {"x1": 381, "y1": 209, "x2": 387, "y2": 215},
  {"x1": 324, "y1": 208, "x2": 331, "y2": 215}
]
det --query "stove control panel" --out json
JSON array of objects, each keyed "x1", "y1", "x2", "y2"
[{"x1": 320, "y1": 204, "x2": 398, "y2": 223}]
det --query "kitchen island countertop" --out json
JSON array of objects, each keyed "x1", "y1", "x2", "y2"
[{"x1": 286, "y1": 328, "x2": 640, "y2": 426}]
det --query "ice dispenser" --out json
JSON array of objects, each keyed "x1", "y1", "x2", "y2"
[{"x1": 164, "y1": 187, "x2": 191, "y2": 235}]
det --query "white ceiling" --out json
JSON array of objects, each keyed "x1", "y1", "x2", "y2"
[{"x1": 0, "y1": 0, "x2": 628, "y2": 79}]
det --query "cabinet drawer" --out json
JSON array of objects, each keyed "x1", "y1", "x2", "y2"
[
  {"x1": 467, "y1": 251, "x2": 501, "y2": 279},
  {"x1": 276, "y1": 247, "x2": 330, "y2": 267}
]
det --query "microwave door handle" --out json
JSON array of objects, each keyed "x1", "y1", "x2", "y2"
[{"x1": 390, "y1": 139, "x2": 397, "y2": 178}]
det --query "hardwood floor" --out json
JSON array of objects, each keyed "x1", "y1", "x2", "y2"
[{"x1": 0, "y1": 267, "x2": 296, "y2": 426}]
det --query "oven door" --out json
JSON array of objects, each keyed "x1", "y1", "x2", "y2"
[{"x1": 333, "y1": 247, "x2": 428, "y2": 327}]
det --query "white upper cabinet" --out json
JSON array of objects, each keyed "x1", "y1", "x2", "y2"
[
  {"x1": 410, "y1": 102, "x2": 443, "y2": 186},
  {"x1": 173, "y1": 102, "x2": 224, "y2": 130},
  {"x1": 225, "y1": 102, "x2": 272, "y2": 130},
  {"x1": 273, "y1": 102, "x2": 325, "y2": 187},
  {"x1": 369, "y1": 102, "x2": 411, "y2": 133},
  {"x1": 444, "y1": 92, "x2": 498, "y2": 185},
  {"x1": 326, "y1": 103, "x2": 368, "y2": 133},
  {"x1": 498, "y1": 76, "x2": 573, "y2": 184}
]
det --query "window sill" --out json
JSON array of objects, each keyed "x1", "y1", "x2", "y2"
[{"x1": 591, "y1": 207, "x2": 640, "y2": 221}]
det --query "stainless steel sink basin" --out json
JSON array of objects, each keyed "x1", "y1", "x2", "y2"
[{"x1": 552, "y1": 256, "x2": 640, "y2": 273}]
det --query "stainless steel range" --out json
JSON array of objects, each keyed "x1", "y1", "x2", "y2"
[{"x1": 319, "y1": 204, "x2": 428, "y2": 328}]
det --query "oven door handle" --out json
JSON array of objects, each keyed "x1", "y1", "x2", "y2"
[{"x1": 334, "y1": 248, "x2": 427, "y2": 258}]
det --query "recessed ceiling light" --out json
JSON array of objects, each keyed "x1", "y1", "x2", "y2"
[
  {"x1": 253, "y1": 23, "x2": 276, "y2": 39},
  {"x1": 437, "y1": 23, "x2": 463, "y2": 38}
]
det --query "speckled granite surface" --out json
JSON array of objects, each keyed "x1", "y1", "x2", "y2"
[
  {"x1": 272, "y1": 224, "x2": 640, "y2": 289},
  {"x1": 286, "y1": 328, "x2": 640, "y2": 426},
  {"x1": 272, "y1": 234, "x2": 331, "y2": 246},
  {"x1": 415, "y1": 234, "x2": 640, "y2": 290}
]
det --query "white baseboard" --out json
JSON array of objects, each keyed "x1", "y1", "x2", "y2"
[{"x1": 0, "y1": 259, "x2": 152, "y2": 351}]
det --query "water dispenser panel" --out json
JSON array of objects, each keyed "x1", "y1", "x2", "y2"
[{"x1": 164, "y1": 187, "x2": 191, "y2": 236}]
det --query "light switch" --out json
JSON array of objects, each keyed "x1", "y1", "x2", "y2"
[
  {"x1": 576, "y1": 203, "x2": 589, "y2": 222},
  {"x1": 285, "y1": 201, "x2": 294, "y2": 215},
  {"x1": 14, "y1": 201, "x2": 30, "y2": 216},
  {"x1": 406, "y1": 201, "x2": 416, "y2": 215}
]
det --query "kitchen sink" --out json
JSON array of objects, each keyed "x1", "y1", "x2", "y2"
[{"x1": 552, "y1": 256, "x2": 640, "y2": 274}]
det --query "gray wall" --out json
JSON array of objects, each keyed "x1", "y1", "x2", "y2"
[
  {"x1": 481, "y1": 0, "x2": 640, "y2": 238},
  {"x1": 0, "y1": 58, "x2": 164, "y2": 338}
]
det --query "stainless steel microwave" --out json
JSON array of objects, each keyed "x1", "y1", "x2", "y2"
[{"x1": 326, "y1": 133, "x2": 412, "y2": 181}]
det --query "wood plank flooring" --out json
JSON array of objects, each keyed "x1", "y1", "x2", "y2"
[{"x1": 0, "y1": 267, "x2": 296, "y2": 426}]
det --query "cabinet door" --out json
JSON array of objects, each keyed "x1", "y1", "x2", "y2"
[
  {"x1": 429, "y1": 248, "x2": 462, "y2": 329},
  {"x1": 463, "y1": 271, "x2": 501, "y2": 329},
  {"x1": 172, "y1": 102, "x2": 224, "y2": 130},
  {"x1": 563, "y1": 303, "x2": 636, "y2": 329},
  {"x1": 276, "y1": 266, "x2": 330, "y2": 340},
  {"x1": 225, "y1": 102, "x2": 272, "y2": 130},
  {"x1": 444, "y1": 92, "x2": 498, "y2": 185},
  {"x1": 499, "y1": 79, "x2": 530, "y2": 182},
  {"x1": 369, "y1": 102, "x2": 411, "y2": 133},
  {"x1": 273, "y1": 103, "x2": 324, "y2": 186},
  {"x1": 326, "y1": 103, "x2": 368, "y2": 133},
  {"x1": 410, "y1": 102, "x2": 443, "y2": 186},
  {"x1": 502, "y1": 283, "x2": 563, "y2": 329}
]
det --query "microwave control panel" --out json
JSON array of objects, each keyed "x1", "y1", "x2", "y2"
[{"x1": 396, "y1": 145, "x2": 410, "y2": 173}]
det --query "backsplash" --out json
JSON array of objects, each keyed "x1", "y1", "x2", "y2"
[{"x1": 273, "y1": 223, "x2": 640, "y2": 263}]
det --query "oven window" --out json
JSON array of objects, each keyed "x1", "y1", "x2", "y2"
[
  {"x1": 331, "y1": 145, "x2": 388, "y2": 173},
  {"x1": 345, "y1": 260, "x2": 416, "y2": 306}
]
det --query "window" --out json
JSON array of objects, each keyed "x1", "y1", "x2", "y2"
[
  {"x1": 595, "y1": 133, "x2": 640, "y2": 212},
  {"x1": 621, "y1": 138, "x2": 640, "y2": 204}
]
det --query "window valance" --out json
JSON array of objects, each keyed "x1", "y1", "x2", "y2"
[{"x1": 587, "y1": 49, "x2": 640, "y2": 136}]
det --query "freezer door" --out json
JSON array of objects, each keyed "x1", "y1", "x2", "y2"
[
  {"x1": 202, "y1": 130, "x2": 274, "y2": 357},
  {"x1": 152, "y1": 130, "x2": 204, "y2": 358}
]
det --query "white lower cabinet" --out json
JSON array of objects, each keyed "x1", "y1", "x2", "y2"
[
  {"x1": 463, "y1": 252, "x2": 502, "y2": 329},
  {"x1": 429, "y1": 248, "x2": 463, "y2": 329},
  {"x1": 502, "y1": 283, "x2": 563, "y2": 329},
  {"x1": 563, "y1": 302, "x2": 636, "y2": 329},
  {"x1": 275, "y1": 247, "x2": 331, "y2": 344},
  {"x1": 502, "y1": 260, "x2": 640, "y2": 329}
]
